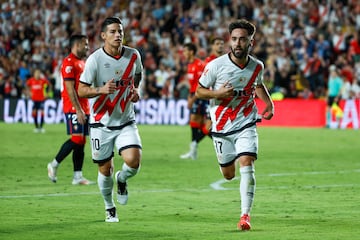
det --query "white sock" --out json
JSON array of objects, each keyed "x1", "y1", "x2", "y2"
[
  {"x1": 51, "y1": 159, "x2": 59, "y2": 168},
  {"x1": 240, "y1": 165, "x2": 256, "y2": 216},
  {"x1": 73, "y1": 171, "x2": 82, "y2": 179},
  {"x1": 118, "y1": 163, "x2": 139, "y2": 183},
  {"x1": 97, "y1": 172, "x2": 115, "y2": 210}
]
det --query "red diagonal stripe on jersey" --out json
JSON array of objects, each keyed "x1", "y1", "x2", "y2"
[
  {"x1": 215, "y1": 98, "x2": 231, "y2": 131},
  {"x1": 242, "y1": 63, "x2": 262, "y2": 117},
  {"x1": 94, "y1": 53, "x2": 138, "y2": 121},
  {"x1": 215, "y1": 63, "x2": 262, "y2": 131},
  {"x1": 119, "y1": 53, "x2": 137, "y2": 111}
]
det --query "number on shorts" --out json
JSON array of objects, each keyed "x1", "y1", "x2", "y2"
[
  {"x1": 215, "y1": 140, "x2": 223, "y2": 154},
  {"x1": 72, "y1": 114, "x2": 78, "y2": 124},
  {"x1": 91, "y1": 138, "x2": 100, "y2": 150}
]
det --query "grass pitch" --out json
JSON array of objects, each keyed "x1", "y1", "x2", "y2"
[{"x1": 0, "y1": 123, "x2": 359, "y2": 240}]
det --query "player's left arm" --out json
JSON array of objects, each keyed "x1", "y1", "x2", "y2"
[
  {"x1": 255, "y1": 83, "x2": 274, "y2": 120},
  {"x1": 131, "y1": 72, "x2": 142, "y2": 103}
]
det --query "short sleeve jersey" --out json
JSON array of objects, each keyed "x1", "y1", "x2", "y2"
[
  {"x1": 26, "y1": 77, "x2": 49, "y2": 101},
  {"x1": 199, "y1": 54, "x2": 264, "y2": 134},
  {"x1": 61, "y1": 53, "x2": 90, "y2": 114},
  {"x1": 80, "y1": 46, "x2": 143, "y2": 126},
  {"x1": 187, "y1": 58, "x2": 205, "y2": 94}
]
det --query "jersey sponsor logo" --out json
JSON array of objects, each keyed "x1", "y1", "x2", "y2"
[
  {"x1": 65, "y1": 66, "x2": 73, "y2": 73},
  {"x1": 233, "y1": 88, "x2": 253, "y2": 98},
  {"x1": 214, "y1": 63, "x2": 262, "y2": 131},
  {"x1": 239, "y1": 76, "x2": 246, "y2": 82},
  {"x1": 93, "y1": 53, "x2": 138, "y2": 121}
]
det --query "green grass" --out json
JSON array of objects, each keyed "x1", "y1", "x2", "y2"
[{"x1": 0, "y1": 122, "x2": 359, "y2": 240}]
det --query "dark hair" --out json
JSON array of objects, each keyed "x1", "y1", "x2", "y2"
[
  {"x1": 210, "y1": 37, "x2": 224, "y2": 44},
  {"x1": 101, "y1": 17, "x2": 122, "y2": 32},
  {"x1": 184, "y1": 42, "x2": 197, "y2": 54},
  {"x1": 69, "y1": 34, "x2": 87, "y2": 48},
  {"x1": 229, "y1": 19, "x2": 256, "y2": 37}
]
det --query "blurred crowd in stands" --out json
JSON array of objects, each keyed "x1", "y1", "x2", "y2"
[{"x1": 0, "y1": 0, "x2": 360, "y2": 100}]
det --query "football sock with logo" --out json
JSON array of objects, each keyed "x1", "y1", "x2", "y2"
[
  {"x1": 191, "y1": 127, "x2": 198, "y2": 142},
  {"x1": 72, "y1": 143, "x2": 85, "y2": 172},
  {"x1": 118, "y1": 163, "x2": 139, "y2": 183},
  {"x1": 195, "y1": 128, "x2": 206, "y2": 143},
  {"x1": 54, "y1": 139, "x2": 75, "y2": 164},
  {"x1": 240, "y1": 165, "x2": 256, "y2": 216},
  {"x1": 98, "y1": 172, "x2": 115, "y2": 209}
]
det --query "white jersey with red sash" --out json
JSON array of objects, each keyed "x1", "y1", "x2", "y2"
[
  {"x1": 80, "y1": 46, "x2": 143, "y2": 127},
  {"x1": 199, "y1": 53, "x2": 264, "y2": 135}
]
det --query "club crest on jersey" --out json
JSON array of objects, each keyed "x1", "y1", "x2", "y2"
[
  {"x1": 115, "y1": 69, "x2": 122, "y2": 75},
  {"x1": 239, "y1": 77, "x2": 246, "y2": 82},
  {"x1": 65, "y1": 66, "x2": 73, "y2": 73}
]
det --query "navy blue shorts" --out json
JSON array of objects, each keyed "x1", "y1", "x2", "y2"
[
  {"x1": 32, "y1": 101, "x2": 45, "y2": 110},
  {"x1": 190, "y1": 98, "x2": 209, "y2": 116},
  {"x1": 64, "y1": 113, "x2": 89, "y2": 135}
]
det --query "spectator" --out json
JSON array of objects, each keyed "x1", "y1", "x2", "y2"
[
  {"x1": 326, "y1": 65, "x2": 343, "y2": 128},
  {"x1": 0, "y1": 0, "x2": 358, "y2": 101},
  {"x1": 17, "y1": 60, "x2": 31, "y2": 87},
  {"x1": 143, "y1": 71, "x2": 161, "y2": 99}
]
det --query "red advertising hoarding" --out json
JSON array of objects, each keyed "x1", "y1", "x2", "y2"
[{"x1": 1, "y1": 98, "x2": 359, "y2": 129}]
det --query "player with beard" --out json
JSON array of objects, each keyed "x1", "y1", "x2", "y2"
[{"x1": 196, "y1": 19, "x2": 274, "y2": 231}]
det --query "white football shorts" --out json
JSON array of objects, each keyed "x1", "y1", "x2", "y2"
[
  {"x1": 211, "y1": 125, "x2": 258, "y2": 167},
  {"x1": 89, "y1": 124, "x2": 142, "y2": 162}
]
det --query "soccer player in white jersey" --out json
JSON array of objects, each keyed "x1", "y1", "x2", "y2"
[
  {"x1": 78, "y1": 17, "x2": 143, "y2": 223},
  {"x1": 196, "y1": 19, "x2": 274, "y2": 231}
]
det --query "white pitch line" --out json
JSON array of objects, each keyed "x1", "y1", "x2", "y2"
[
  {"x1": 0, "y1": 188, "x2": 212, "y2": 199},
  {"x1": 210, "y1": 169, "x2": 360, "y2": 190},
  {"x1": 1, "y1": 169, "x2": 359, "y2": 199}
]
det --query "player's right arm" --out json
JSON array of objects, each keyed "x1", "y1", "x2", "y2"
[
  {"x1": 78, "y1": 79, "x2": 116, "y2": 98},
  {"x1": 196, "y1": 81, "x2": 234, "y2": 100},
  {"x1": 196, "y1": 61, "x2": 234, "y2": 100},
  {"x1": 78, "y1": 55, "x2": 116, "y2": 98}
]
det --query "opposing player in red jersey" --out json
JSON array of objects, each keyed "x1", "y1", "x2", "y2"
[
  {"x1": 26, "y1": 69, "x2": 51, "y2": 133},
  {"x1": 180, "y1": 42, "x2": 207, "y2": 160},
  {"x1": 202, "y1": 37, "x2": 225, "y2": 139},
  {"x1": 47, "y1": 34, "x2": 94, "y2": 185},
  {"x1": 204, "y1": 37, "x2": 225, "y2": 65},
  {"x1": 196, "y1": 19, "x2": 274, "y2": 231}
]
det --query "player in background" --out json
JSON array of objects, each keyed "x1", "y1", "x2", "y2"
[
  {"x1": 26, "y1": 69, "x2": 51, "y2": 133},
  {"x1": 202, "y1": 37, "x2": 225, "y2": 138},
  {"x1": 47, "y1": 34, "x2": 94, "y2": 185},
  {"x1": 196, "y1": 19, "x2": 274, "y2": 231},
  {"x1": 180, "y1": 42, "x2": 207, "y2": 160},
  {"x1": 78, "y1": 17, "x2": 143, "y2": 223},
  {"x1": 204, "y1": 37, "x2": 225, "y2": 65}
]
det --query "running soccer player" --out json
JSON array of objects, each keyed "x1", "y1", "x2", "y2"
[
  {"x1": 78, "y1": 17, "x2": 143, "y2": 223},
  {"x1": 196, "y1": 19, "x2": 274, "y2": 231},
  {"x1": 47, "y1": 34, "x2": 93, "y2": 185}
]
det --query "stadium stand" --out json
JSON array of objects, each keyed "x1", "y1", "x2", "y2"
[{"x1": 0, "y1": 0, "x2": 359, "y2": 100}]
